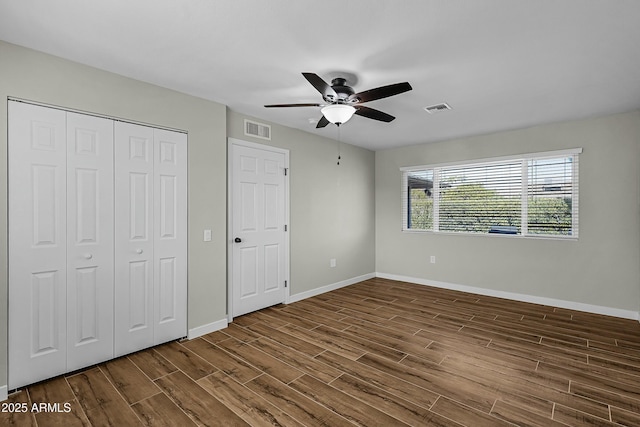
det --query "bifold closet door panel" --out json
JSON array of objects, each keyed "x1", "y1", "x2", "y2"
[
  {"x1": 8, "y1": 102, "x2": 68, "y2": 389},
  {"x1": 66, "y1": 112, "x2": 115, "y2": 371},
  {"x1": 153, "y1": 129, "x2": 188, "y2": 344},
  {"x1": 114, "y1": 121, "x2": 155, "y2": 357}
]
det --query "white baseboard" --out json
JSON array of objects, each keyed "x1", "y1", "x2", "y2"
[
  {"x1": 188, "y1": 318, "x2": 228, "y2": 340},
  {"x1": 376, "y1": 272, "x2": 640, "y2": 321},
  {"x1": 287, "y1": 272, "x2": 376, "y2": 304}
]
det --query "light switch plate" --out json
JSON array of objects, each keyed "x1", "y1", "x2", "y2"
[{"x1": 203, "y1": 229, "x2": 212, "y2": 242}]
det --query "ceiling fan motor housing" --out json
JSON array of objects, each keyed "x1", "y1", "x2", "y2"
[{"x1": 325, "y1": 78, "x2": 356, "y2": 104}]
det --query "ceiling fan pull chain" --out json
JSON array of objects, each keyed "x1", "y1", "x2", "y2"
[{"x1": 337, "y1": 124, "x2": 341, "y2": 165}]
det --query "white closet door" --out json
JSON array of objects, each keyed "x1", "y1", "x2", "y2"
[
  {"x1": 8, "y1": 102, "x2": 68, "y2": 388},
  {"x1": 114, "y1": 122, "x2": 155, "y2": 356},
  {"x1": 66, "y1": 112, "x2": 115, "y2": 370},
  {"x1": 153, "y1": 129, "x2": 188, "y2": 344}
]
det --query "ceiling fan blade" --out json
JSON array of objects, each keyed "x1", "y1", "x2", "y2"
[
  {"x1": 264, "y1": 103, "x2": 322, "y2": 108},
  {"x1": 354, "y1": 105, "x2": 395, "y2": 122},
  {"x1": 350, "y1": 82, "x2": 412, "y2": 103},
  {"x1": 316, "y1": 115, "x2": 330, "y2": 128},
  {"x1": 302, "y1": 72, "x2": 338, "y2": 98}
]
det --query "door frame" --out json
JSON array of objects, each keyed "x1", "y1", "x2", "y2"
[{"x1": 227, "y1": 138, "x2": 290, "y2": 323}]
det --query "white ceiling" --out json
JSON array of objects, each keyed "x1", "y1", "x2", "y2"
[{"x1": 1, "y1": 0, "x2": 639, "y2": 150}]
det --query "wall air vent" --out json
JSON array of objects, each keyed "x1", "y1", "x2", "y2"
[
  {"x1": 244, "y1": 119, "x2": 271, "y2": 140},
  {"x1": 424, "y1": 103, "x2": 452, "y2": 114}
]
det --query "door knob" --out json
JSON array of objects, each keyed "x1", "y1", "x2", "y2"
[
  {"x1": 84, "y1": 253, "x2": 93, "y2": 260},
  {"x1": 234, "y1": 237, "x2": 242, "y2": 243},
  {"x1": 136, "y1": 249, "x2": 143, "y2": 254}
]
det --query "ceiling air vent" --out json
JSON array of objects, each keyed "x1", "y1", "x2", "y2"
[
  {"x1": 244, "y1": 119, "x2": 271, "y2": 140},
  {"x1": 424, "y1": 103, "x2": 451, "y2": 114}
]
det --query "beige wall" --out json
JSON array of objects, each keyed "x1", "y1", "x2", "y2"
[
  {"x1": 227, "y1": 111, "x2": 376, "y2": 296},
  {"x1": 376, "y1": 111, "x2": 640, "y2": 313}
]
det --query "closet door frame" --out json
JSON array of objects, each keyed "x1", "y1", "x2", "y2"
[{"x1": 8, "y1": 99, "x2": 189, "y2": 388}]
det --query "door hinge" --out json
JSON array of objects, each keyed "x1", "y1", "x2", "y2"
[
  {"x1": 284, "y1": 280, "x2": 288, "y2": 288},
  {"x1": 284, "y1": 168, "x2": 288, "y2": 176},
  {"x1": 284, "y1": 224, "x2": 288, "y2": 232}
]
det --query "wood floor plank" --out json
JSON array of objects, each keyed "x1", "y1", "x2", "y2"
[
  {"x1": 27, "y1": 376, "x2": 75, "y2": 405},
  {"x1": 198, "y1": 371, "x2": 302, "y2": 427},
  {"x1": 245, "y1": 374, "x2": 354, "y2": 427},
  {"x1": 32, "y1": 399, "x2": 90, "y2": 427},
  {"x1": 289, "y1": 374, "x2": 410, "y2": 426},
  {"x1": 344, "y1": 324, "x2": 443, "y2": 364},
  {"x1": 538, "y1": 360, "x2": 640, "y2": 401},
  {"x1": 66, "y1": 368, "x2": 143, "y2": 426},
  {"x1": 329, "y1": 373, "x2": 459, "y2": 427},
  {"x1": 128, "y1": 347, "x2": 178, "y2": 380},
  {"x1": 552, "y1": 403, "x2": 617, "y2": 426},
  {"x1": 280, "y1": 323, "x2": 366, "y2": 360},
  {"x1": 200, "y1": 330, "x2": 233, "y2": 344},
  {"x1": 0, "y1": 391, "x2": 37, "y2": 427},
  {"x1": 216, "y1": 338, "x2": 305, "y2": 384},
  {"x1": 181, "y1": 338, "x2": 262, "y2": 384},
  {"x1": 244, "y1": 322, "x2": 326, "y2": 357},
  {"x1": 312, "y1": 324, "x2": 407, "y2": 362},
  {"x1": 437, "y1": 349, "x2": 569, "y2": 394},
  {"x1": 66, "y1": 368, "x2": 126, "y2": 412},
  {"x1": 131, "y1": 392, "x2": 197, "y2": 427},
  {"x1": 262, "y1": 307, "x2": 321, "y2": 329},
  {"x1": 248, "y1": 337, "x2": 343, "y2": 383},
  {"x1": 570, "y1": 381, "x2": 640, "y2": 414},
  {"x1": 430, "y1": 397, "x2": 511, "y2": 427},
  {"x1": 100, "y1": 357, "x2": 161, "y2": 404},
  {"x1": 279, "y1": 305, "x2": 352, "y2": 331},
  {"x1": 610, "y1": 405, "x2": 640, "y2": 427},
  {"x1": 153, "y1": 341, "x2": 217, "y2": 381},
  {"x1": 155, "y1": 371, "x2": 249, "y2": 427},
  {"x1": 315, "y1": 350, "x2": 440, "y2": 410},
  {"x1": 490, "y1": 399, "x2": 566, "y2": 426},
  {"x1": 221, "y1": 323, "x2": 262, "y2": 343},
  {"x1": 361, "y1": 352, "x2": 497, "y2": 412}
]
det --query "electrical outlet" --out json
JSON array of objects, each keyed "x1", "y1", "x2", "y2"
[
  {"x1": 330, "y1": 258, "x2": 337, "y2": 268},
  {"x1": 430, "y1": 255, "x2": 436, "y2": 264}
]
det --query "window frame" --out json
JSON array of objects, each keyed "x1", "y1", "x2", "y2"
[{"x1": 401, "y1": 148, "x2": 582, "y2": 239}]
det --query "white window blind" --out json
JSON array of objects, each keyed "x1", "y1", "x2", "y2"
[{"x1": 401, "y1": 149, "x2": 580, "y2": 238}]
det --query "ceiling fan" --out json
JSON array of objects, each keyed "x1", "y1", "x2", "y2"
[{"x1": 265, "y1": 72, "x2": 412, "y2": 128}]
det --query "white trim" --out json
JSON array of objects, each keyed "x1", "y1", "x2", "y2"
[
  {"x1": 188, "y1": 318, "x2": 228, "y2": 340},
  {"x1": 7, "y1": 97, "x2": 187, "y2": 134},
  {"x1": 288, "y1": 273, "x2": 376, "y2": 304},
  {"x1": 376, "y1": 272, "x2": 639, "y2": 321},
  {"x1": 227, "y1": 138, "x2": 290, "y2": 324},
  {"x1": 0, "y1": 385, "x2": 7, "y2": 402},
  {"x1": 399, "y1": 147, "x2": 583, "y2": 172}
]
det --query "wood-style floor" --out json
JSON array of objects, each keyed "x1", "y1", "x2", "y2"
[{"x1": 4, "y1": 278, "x2": 640, "y2": 426}]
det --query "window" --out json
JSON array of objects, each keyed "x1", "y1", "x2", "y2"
[{"x1": 401, "y1": 149, "x2": 580, "y2": 238}]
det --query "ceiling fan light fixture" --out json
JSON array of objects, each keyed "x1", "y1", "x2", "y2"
[{"x1": 321, "y1": 104, "x2": 356, "y2": 125}]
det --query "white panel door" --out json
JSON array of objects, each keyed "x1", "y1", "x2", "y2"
[
  {"x1": 231, "y1": 143, "x2": 287, "y2": 317},
  {"x1": 8, "y1": 101, "x2": 68, "y2": 388},
  {"x1": 153, "y1": 129, "x2": 187, "y2": 344},
  {"x1": 66, "y1": 112, "x2": 115, "y2": 370},
  {"x1": 114, "y1": 122, "x2": 155, "y2": 356}
]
